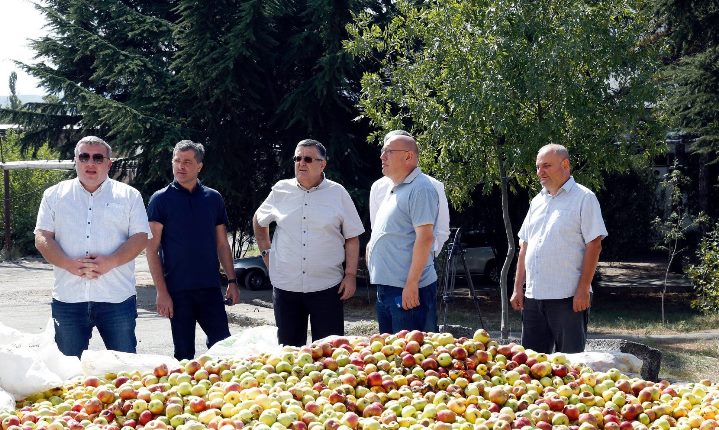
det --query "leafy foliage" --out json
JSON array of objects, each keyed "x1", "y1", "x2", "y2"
[
  {"x1": 346, "y1": 0, "x2": 665, "y2": 205},
  {"x1": 654, "y1": 0, "x2": 719, "y2": 158},
  {"x1": 652, "y1": 162, "x2": 708, "y2": 322},
  {"x1": 0, "y1": 131, "x2": 68, "y2": 258},
  {"x1": 687, "y1": 222, "x2": 719, "y2": 314},
  {"x1": 1, "y1": 0, "x2": 385, "y2": 251}
]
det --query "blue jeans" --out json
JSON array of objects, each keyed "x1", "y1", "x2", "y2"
[
  {"x1": 375, "y1": 282, "x2": 437, "y2": 334},
  {"x1": 169, "y1": 288, "x2": 230, "y2": 360},
  {"x1": 51, "y1": 296, "x2": 138, "y2": 358}
]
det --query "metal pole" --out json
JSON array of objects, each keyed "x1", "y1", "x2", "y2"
[{"x1": 3, "y1": 169, "x2": 10, "y2": 255}]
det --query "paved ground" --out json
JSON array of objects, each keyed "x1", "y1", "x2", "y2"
[{"x1": 0, "y1": 255, "x2": 709, "y2": 360}]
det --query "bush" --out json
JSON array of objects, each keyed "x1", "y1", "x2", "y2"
[
  {"x1": 687, "y1": 222, "x2": 719, "y2": 314},
  {"x1": 0, "y1": 131, "x2": 68, "y2": 258}
]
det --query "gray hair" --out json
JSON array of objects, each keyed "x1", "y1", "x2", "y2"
[
  {"x1": 296, "y1": 139, "x2": 327, "y2": 160},
  {"x1": 539, "y1": 143, "x2": 569, "y2": 161},
  {"x1": 383, "y1": 129, "x2": 419, "y2": 153},
  {"x1": 75, "y1": 136, "x2": 112, "y2": 158},
  {"x1": 173, "y1": 140, "x2": 205, "y2": 162}
]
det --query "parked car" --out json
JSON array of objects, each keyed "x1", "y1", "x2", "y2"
[
  {"x1": 233, "y1": 256, "x2": 269, "y2": 290},
  {"x1": 446, "y1": 229, "x2": 501, "y2": 284}
]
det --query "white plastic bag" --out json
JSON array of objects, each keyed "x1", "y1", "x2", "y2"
[
  {"x1": 0, "y1": 319, "x2": 81, "y2": 399},
  {"x1": 206, "y1": 325, "x2": 281, "y2": 358},
  {"x1": 81, "y1": 350, "x2": 180, "y2": 376},
  {"x1": 565, "y1": 351, "x2": 643, "y2": 374},
  {"x1": 0, "y1": 388, "x2": 15, "y2": 413}
]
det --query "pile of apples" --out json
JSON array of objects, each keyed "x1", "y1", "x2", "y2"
[{"x1": 2, "y1": 329, "x2": 718, "y2": 430}]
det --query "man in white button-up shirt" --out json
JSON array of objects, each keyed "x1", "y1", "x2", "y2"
[
  {"x1": 253, "y1": 139, "x2": 364, "y2": 347},
  {"x1": 511, "y1": 144, "x2": 607, "y2": 353},
  {"x1": 34, "y1": 136, "x2": 150, "y2": 357}
]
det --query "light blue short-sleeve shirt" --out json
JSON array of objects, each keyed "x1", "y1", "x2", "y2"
[
  {"x1": 517, "y1": 177, "x2": 608, "y2": 300},
  {"x1": 367, "y1": 168, "x2": 439, "y2": 288}
]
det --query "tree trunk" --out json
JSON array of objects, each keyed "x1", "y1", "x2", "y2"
[{"x1": 496, "y1": 139, "x2": 515, "y2": 341}]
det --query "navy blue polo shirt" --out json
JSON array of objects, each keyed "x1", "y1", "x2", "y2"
[{"x1": 147, "y1": 180, "x2": 229, "y2": 292}]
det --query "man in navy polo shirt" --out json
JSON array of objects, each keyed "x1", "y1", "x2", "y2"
[{"x1": 146, "y1": 140, "x2": 240, "y2": 360}]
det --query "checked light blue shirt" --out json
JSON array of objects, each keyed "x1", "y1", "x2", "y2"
[
  {"x1": 518, "y1": 176, "x2": 608, "y2": 300},
  {"x1": 367, "y1": 167, "x2": 439, "y2": 288}
]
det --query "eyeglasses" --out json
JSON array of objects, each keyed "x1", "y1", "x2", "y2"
[
  {"x1": 293, "y1": 155, "x2": 324, "y2": 163},
  {"x1": 77, "y1": 153, "x2": 108, "y2": 164},
  {"x1": 380, "y1": 148, "x2": 410, "y2": 156}
]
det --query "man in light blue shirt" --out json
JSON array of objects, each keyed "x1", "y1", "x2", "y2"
[
  {"x1": 511, "y1": 144, "x2": 607, "y2": 353},
  {"x1": 367, "y1": 132, "x2": 439, "y2": 334}
]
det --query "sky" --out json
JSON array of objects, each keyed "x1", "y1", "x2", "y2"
[{"x1": 0, "y1": 0, "x2": 48, "y2": 96}]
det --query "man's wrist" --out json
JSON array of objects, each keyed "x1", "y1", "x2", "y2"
[
  {"x1": 344, "y1": 271, "x2": 357, "y2": 277},
  {"x1": 227, "y1": 278, "x2": 238, "y2": 286}
]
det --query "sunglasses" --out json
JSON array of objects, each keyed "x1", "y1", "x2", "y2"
[
  {"x1": 77, "y1": 153, "x2": 108, "y2": 164},
  {"x1": 293, "y1": 155, "x2": 324, "y2": 163}
]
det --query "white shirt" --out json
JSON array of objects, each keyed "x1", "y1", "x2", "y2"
[
  {"x1": 255, "y1": 178, "x2": 365, "y2": 293},
  {"x1": 370, "y1": 175, "x2": 450, "y2": 253},
  {"x1": 517, "y1": 177, "x2": 608, "y2": 300},
  {"x1": 34, "y1": 178, "x2": 152, "y2": 303}
]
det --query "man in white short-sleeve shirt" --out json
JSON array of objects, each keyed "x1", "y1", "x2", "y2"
[
  {"x1": 34, "y1": 136, "x2": 150, "y2": 357},
  {"x1": 510, "y1": 143, "x2": 607, "y2": 353},
  {"x1": 253, "y1": 139, "x2": 364, "y2": 346}
]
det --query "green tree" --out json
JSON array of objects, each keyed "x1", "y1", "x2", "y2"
[
  {"x1": 0, "y1": 131, "x2": 68, "y2": 258},
  {"x1": 1, "y1": 0, "x2": 387, "y2": 252},
  {"x1": 653, "y1": 162, "x2": 708, "y2": 323},
  {"x1": 347, "y1": 0, "x2": 665, "y2": 337},
  {"x1": 654, "y1": 1, "x2": 719, "y2": 216},
  {"x1": 687, "y1": 222, "x2": 719, "y2": 314}
]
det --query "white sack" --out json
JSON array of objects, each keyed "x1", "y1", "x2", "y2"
[
  {"x1": 81, "y1": 350, "x2": 180, "y2": 376},
  {"x1": 565, "y1": 351, "x2": 643, "y2": 374},
  {"x1": 206, "y1": 325, "x2": 281, "y2": 358},
  {"x1": 0, "y1": 320, "x2": 81, "y2": 399}
]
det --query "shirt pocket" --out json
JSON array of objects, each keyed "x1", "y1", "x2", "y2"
[
  {"x1": 546, "y1": 208, "x2": 579, "y2": 237},
  {"x1": 102, "y1": 203, "x2": 127, "y2": 231}
]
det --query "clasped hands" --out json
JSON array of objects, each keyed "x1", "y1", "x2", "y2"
[{"x1": 68, "y1": 255, "x2": 114, "y2": 279}]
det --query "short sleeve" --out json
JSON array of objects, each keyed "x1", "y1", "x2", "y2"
[
  {"x1": 434, "y1": 181, "x2": 451, "y2": 251},
  {"x1": 517, "y1": 202, "x2": 532, "y2": 244},
  {"x1": 147, "y1": 191, "x2": 166, "y2": 224},
  {"x1": 580, "y1": 193, "x2": 608, "y2": 244},
  {"x1": 128, "y1": 190, "x2": 152, "y2": 238},
  {"x1": 408, "y1": 184, "x2": 438, "y2": 227},
  {"x1": 215, "y1": 193, "x2": 229, "y2": 226},
  {"x1": 255, "y1": 187, "x2": 278, "y2": 228},
  {"x1": 34, "y1": 188, "x2": 56, "y2": 234},
  {"x1": 339, "y1": 188, "x2": 365, "y2": 239}
]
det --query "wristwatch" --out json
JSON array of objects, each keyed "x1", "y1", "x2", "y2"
[
  {"x1": 261, "y1": 248, "x2": 271, "y2": 257},
  {"x1": 227, "y1": 279, "x2": 237, "y2": 285}
]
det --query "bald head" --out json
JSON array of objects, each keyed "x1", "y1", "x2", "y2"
[
  {"x1": 535, "y1": 144, "x2": 571, "y2": 195},
  {"x1": 538, "y1": 144, "x2": 569, "y2": 161}
]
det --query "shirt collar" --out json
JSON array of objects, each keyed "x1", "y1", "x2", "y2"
[
  {"x1": 74, "y1": 177, "x2": 109, "y2": 195},
  {"x1": 171, "y1": 179, "x2": 203, "y2": 194},
  {"x1": 541, "y1": 176, "x2": 576, "y2": 196},
  {"x1": 295, "y1": 173, "x2": 327, "y2": 192},
  {"x1": 401, "y1": 167, "x2": 423, "y2": 185}
]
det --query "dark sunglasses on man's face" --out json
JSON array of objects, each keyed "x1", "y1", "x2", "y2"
[
  {"x1": 77, "y1": 153, "x2": 108, "y2": 164},
  {"x1": 293, "y1": 155, "x2": 323, "y2": 164}
]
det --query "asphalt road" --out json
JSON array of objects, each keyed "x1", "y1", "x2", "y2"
[{"x1": 0, "y1": 256, "x2": 261, "y2": 357}]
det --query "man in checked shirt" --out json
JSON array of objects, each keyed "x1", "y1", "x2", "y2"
[{"x1": 510, "y1": 144, "x2": 607, "y2": 353}]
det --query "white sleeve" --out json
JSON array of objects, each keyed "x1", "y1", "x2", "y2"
[
  {"x1": 433, "y1": 180, "x2": 450, "y2": 253},
  {"x1": 369, "y1": 179, "x2": 386, "y2": 229},
  {"x1": 255, "y1": 187, "x2": 278, "y2": 228},
  {"x1": 34, "y1": 188, "x2": 56, "y2": 234}
]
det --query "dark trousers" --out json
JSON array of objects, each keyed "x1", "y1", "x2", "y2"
[
  {"x1": 52, "y1": 296, "x2": 137, "y2": 358},
  {"x1": 169, "y1": 288, "x2": 230, "y2": 360},
  {"x1": 273, "y1": 284, "x2": 344, "y2": 347},
  {"x1": 375, "y1": 282, "x2": 437, "y2": 334},
  {"x1": 521, "y1": 296, "x2": 590, "y2": 354}
]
